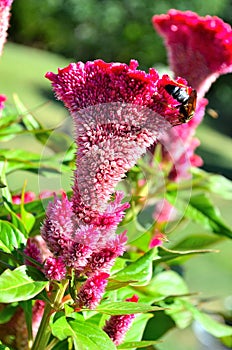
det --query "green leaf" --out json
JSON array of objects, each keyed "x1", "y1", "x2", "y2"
[
  {"x1": 183, "y1": 300, "x2": 232, "y2": 337},
  {"x1": 166, "y1": 192, "x2": 232, "y2": 239},
  {"x1": 0, "y1": 149, "x2": 64, "y2": 176},
  {"x1": 123, "y1": 313, "x2": 153, "y2": 344},
  {"x1": 117, "y1": 340, "x2": 161, "y2": 349},
  {"x1": 0, "y1": 304, "x2": 18, "y2": 324},
  {"x1": 70, "y1": 320, "x2": 116, "y2": 350},
  {"x1": 163, "y1": 299, "x2": 192, "y2": 329},
  {"x1": 0, "y1": 220, "x2": 26, "y2": 253},
  {"x1": 0, "y1": 162, "x2": 11, "y2": 202},
  {"x1": 0, "y1": 343, "x2": 11, "y2": 350},
  {"x1": 21, "y1": 300, "x2": 33, "y2": 343},
  {"x1": 96, "y1": 302, "x2": 163, "y2": 315},
  {"x1": 3, "y1": 199, "x2": 28, "y2": 236},
  {"x1": 0, "y1": 265, "x2": 48, "y2": 302},
  {"x1": 52, "y1": 317, "x2": 116, "y2": 349},
  {"x1": 192, "y1": 168, "x2": 232, "y2": 200},
  {"x1": 114, "y1": 249, "x2": 155, "y2": 286},
  {"x1": 144, "y1": 271, "x2": 188, "y2": 298},
  {"x1": 154, "y1": 246, "x2": 216, "y2": 265},
  {"x1": 106, "y1": 279, "x2": 132, "y2": 292},
  {"x1": 13, "y1": 94, "x2": 51, "y2": 145},
  {"x1": 51, "y1": 316, "x2": 74, "y2": 341},
  {"x1": 170, "y1": 233, "x2": 221, "y2": 251}
]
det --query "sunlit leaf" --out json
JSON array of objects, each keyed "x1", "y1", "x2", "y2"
[
  {"x1": 0, "y1": 265, "x2": 48, "y2": 302},
  {"x1": 154, "y1": 246, "x2": 216, "y2": 265},
  {"x1": 114, "y1": 249, "x2": 155, "y2": 286},
  {"x1": 52, "y1": 317, "x2": 116, "y2": 349},
  {"x1": 118, "y1": 340, "x2": 161, "y2": 349},
  {"x1": 183, "y1": 300, "x2": 232, "y2": 337},
  {"x1": 96, "y1": 301, "x2": 163, "y2": 315},
  {"x1": 166, "y1": 192, "x2": 232, "y2": 238},
  {"x1": 0, "y1": 220, "x2": 26, "y2": 253}
]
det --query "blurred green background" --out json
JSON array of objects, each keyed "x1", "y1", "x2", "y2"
[{"x1": 1, "y1": 1, "x2": 232, "y2": 349}]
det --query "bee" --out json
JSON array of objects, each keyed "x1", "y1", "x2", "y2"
[{"x1": 164, "y1": 84, "x2": 197, "y2": 124}]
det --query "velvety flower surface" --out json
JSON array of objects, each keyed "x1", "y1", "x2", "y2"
[
  {"x1": 41, "y1": 193, "x2": 74, "y2": 256},
  {"x1": 103, "y1": 294, "x2": 139, "y2": 345},
  {"x1": 41, "y1": 191, "x2": 128, "y2": 276},
  {"x1": 0, "y1": 0, "x2": 13, "y2": 56},
  {"x1": 77, "y1": 272, "x2": 109, "y2": 309},
  {"x1": 46, "y1": 60, "x2": 193, "y2": 220},
  {"x1": 152, "y1": 10, "x2": 232, "y2": 183},
  {"x1": 24, "y1": 238, "x2": 43, "y2": 267},
  {"x1": 153, "y1": 10, "x2": 232, "y2": 100},
  {"x1": 44, "y1": 256, "x2": 66, "y2": 281}
]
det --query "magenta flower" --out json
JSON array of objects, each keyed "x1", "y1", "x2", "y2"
[
  {"x1": 41, "y1": 192, "x2": 74, "y2": 256},
  {"x1": 12, "y1": 191, "x2": 36, "y2": 205},
  {"x1": 41, "y1": 191, "x2": 128, "y2": 276},
  {"x1": 44, "y1": 256, "x2": 66, "y2": 281},
  {"x1": 46, "y1": 60, "x2": 194, "y2": 222},
  {"x1": 77, "y1": 272, "x2": 109, "y2": 309},
  {"x1": 103, "y1": 294, "x2": 139, "y2": 345},
  {"x1": 0, "y1": 94, "x2": 6, "y2": 112},
  {"x1": 43, "y1": 59, "x2": 195, "y2": 286},
  {"x1": 0, "y1": 0, "x2": 14, "y2": 56},
  {"x1": 24, "y1": 238, "x2": 43, "y2": 268},
  {"x1": 149, "y1": 231, "x2": 166, "y2": 248},
  {"x1": 153, "y1": 10, "x2": 232, "y2": 99},
  {"x1": 151, "y1": 11, "x2": 232, "y2": 182}
]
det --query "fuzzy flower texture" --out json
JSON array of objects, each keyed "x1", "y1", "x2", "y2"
[
  {"x1": 41, "y1": 59, "x2": 190, "y2": 309},
  {"x1": 38, "y1": 11, "x2": 232, "y2": 315},
  {"x1": 151, "y1": 10, "x2": 232, "y2": 224}
]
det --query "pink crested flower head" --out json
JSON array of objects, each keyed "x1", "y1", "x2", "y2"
[
  {"x1": 153, "y1": 10, "x2": 232, "y2": 99},
  {"x1": 41, "y1": 192, "x2": 74, "y2": 256},
  {"x1": 24, "y1": 238, "x2": 43, "y2": 268},
  {"x1": 77, "y1": 272, "x2": 109, "y2": 309},
  {"x1": 103, "y1": 294, "x2": 139, "y2": 345},
  {"x1": 44, "y1": 256, "x2": 66, "y2": 281},
  {"x1": 0, "y1": 0, "x2": 13, "y2": 56},
  {"x1": 83, "y1": 231, "x2": 127, "y2": 276},
  {"x1": 41, "y1": 189, "x2": 128, "y2": 276},
  {"x1": 46, "y1": 60, "x2": 195, "y2": 220}
]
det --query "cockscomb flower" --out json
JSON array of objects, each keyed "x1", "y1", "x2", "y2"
[
  {"x1": 153, "y1": 10, "x2": 232, "y2": 99},
  {"x1": 41, "y1": 192, "x2": 74, "y2": 256},
  {"x1": 152, "y1": 11, "x2": 232, "y2": 184},
  {"x1": 44, "y1": 256, "x2": 66, "y2": 281},
  {"x1": 103, "y1": 294, "x2": 139, "y2": 345},
  {"x1": 41, "y1": 191, "x2": 128, "y2": 276},
  {"x1": 82, "y1": 230, "x2": 127, "y2": 276},
  {"x1": 46, "y1": 60, "x2": 194, "y2": 223},
  {"x1": 0, "y1": 0, "x2": 13, "y2": 56},
  {"x1": 24, "y1": 238, "x2": 43, "y2": 268},
  {"x1": 77, "y1": 272, "x2": 109, "y2": 309}
]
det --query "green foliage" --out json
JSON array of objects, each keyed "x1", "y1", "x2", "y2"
[
  {"x1": 0, "y1": 4, "x2": 232, "y2": 348},
  {"x1": 0, "y1": 265, "x2": 48, "y2": 303},
  {"x1": 51, "y1": 316, "x2": 117, "y2": 349}
]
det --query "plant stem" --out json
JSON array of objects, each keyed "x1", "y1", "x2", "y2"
[{"x1": 31, "y1": 279, "x2": 69, "y2": 350}]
